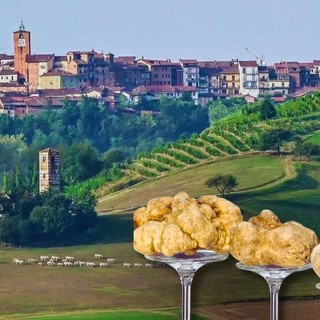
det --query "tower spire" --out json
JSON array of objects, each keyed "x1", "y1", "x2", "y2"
[{"x1": 19, "y1": 20, "x2": 25, "y2": 31}]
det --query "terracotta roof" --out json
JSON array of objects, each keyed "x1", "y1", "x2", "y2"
[
  {"x1": 26, "y1": 54, "x2": 54, "y2": 63},
  {"x1": 36, "y1": 88, "x2": 83, "y2": 97},
  {"x1": 73, "y1": 59, "x2": 87, "y2": 65},
  {"x1": 41, "y1": 70, "x2": 76, "y2": 77},
  {"x1": 198, "y1": 61, "x2": 234, "y2": 68},
  {"x1": 0, "y1": 70, "x2": 19, "y2": 76},
  {"x1": 180, "y1": 59, "x2": 198, "y2": 66},
  {"x1": 114, "y1": 56, "x2": 136, "y2": 64},
  {"x1": 2, "y1": 95, "x2": 63, "y2": 106},
  {"x1": 54, "y1": 55, "x2": 67, "y2": 62},
  {"x1": 138, "y1": 59, "x2": 173, "y2": 66},
  {"x1": 271, "y1": 96, "x2": 287, "y2": 102},
  {"x1": 239, "y1": 61, "x2": 258, "y2": 67},
  {"x1": 221, "y1": 65, "x2": 239, "y2": 74},
  {"x1": 0, "y1": 54, "x2": 14, "y2": 60},
  {"x1": 299, "y1": 63, "x2": 314, "y2": 69},
  {"x1": 313, "y1": 60, "x2": 320, "y2": 65}
]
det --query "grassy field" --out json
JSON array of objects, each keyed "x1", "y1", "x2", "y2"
[
  {"x1": 1, "y1": 155, "x2": 320, "y2": 318},
  {"x1": 307, "y1": 132, "x2": 320, "y2": 145},
  {"x1": 97, "y1": 155, "x2": 285, "y2": 213},
  {"x1": 10, "y1": 310, "x2": 186, "y2": 320},
  {"x1": 229, "y1": 160, "x2": 320, "y2": 234},
  {"x1": 0, "y1": 242, "x2": 319, "y2": 318}
]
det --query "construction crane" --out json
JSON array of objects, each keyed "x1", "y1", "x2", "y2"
[
  {"x1": 244, "y1": 47, "x2": 266, "y2": 66},
  {"x1": 234, "y1": 39, "x2": 266, "y2": 66}
]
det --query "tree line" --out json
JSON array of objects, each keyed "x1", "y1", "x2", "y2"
[{"x1": 0, "y1": 95, "x2": 209, "y2": 246}]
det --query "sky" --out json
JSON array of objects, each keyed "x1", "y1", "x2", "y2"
[{"x1": 1, "y1": 0, "x2": 320, "y2": 65}]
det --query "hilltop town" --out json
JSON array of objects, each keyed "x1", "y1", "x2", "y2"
[{"x1": 1, "y1": 21, "x2": 320, "y2": 116}]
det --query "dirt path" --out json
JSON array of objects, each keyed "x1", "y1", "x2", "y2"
[{"x1": 193, "y1": 299, "x2": 320, "y2": 320}]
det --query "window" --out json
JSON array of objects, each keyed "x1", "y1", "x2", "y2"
[
  {"x1": 42, "y1": 174, "x2": 46, "y2": 179},
  {"x1": 42, "y1": 156, "x2": 46, "y2": 162},
  {"x1": 242, "y1": 68, "x2": 246, "y2": 73}
]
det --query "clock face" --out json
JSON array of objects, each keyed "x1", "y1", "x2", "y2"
[{"x1": 18, "y1": 38, "x2": 26, "y2": 47}]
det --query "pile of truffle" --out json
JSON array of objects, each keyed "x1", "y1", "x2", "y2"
[
  {"x1": 134, "y1": 192, "x2": 242, "y2": 256},
  {"x1": 134, "y1": 192, "x2": 320, "y2": 270}
]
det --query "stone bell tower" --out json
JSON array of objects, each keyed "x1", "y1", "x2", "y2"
[{"x1": 39, "y1": 148, "x2": 60, "y2": 193}]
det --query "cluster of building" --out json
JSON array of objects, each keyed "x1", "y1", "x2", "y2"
[{"x1": 1, "y1": 22, "x2": 320, "y2": 116}]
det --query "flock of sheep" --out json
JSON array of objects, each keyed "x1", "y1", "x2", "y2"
[
  {"x1": 12, "y1": 254, "x2": 115, "y2": 268},
  {"x1": 12, "y1": 254, "x2": 166, "y2": 269}
]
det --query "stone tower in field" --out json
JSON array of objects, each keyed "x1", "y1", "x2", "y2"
[
  {"x1": 39, "y1": 148, "x2": 60, "y2": 193},
  {"x1": 13, "y1": 20, "x2": 31, "y2": 80}
]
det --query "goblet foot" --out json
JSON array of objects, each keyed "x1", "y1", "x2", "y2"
[
  {"x1": 236, "y1": 262, "x2": 311, "y2": 320},
  {"x1": 145, "y1": 250, "x2": 229, "y2": 320}
]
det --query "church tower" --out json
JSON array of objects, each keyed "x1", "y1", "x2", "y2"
[
  {"x1": 39, "y1": 148, "x2": 60, "y2": 193},
  {"x1": 13, "y1": 21, "x2": 31, "y2": 79}
]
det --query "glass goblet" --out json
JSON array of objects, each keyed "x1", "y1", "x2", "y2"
[
  {"x1": 236, "y1": 262, "x2": 311, "y2": 320},
  {"x1": 145, "y1": 250, "x2": 229, "y2": 320}
]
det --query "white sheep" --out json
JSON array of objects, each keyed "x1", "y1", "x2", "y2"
[
  {"x1": 86, "y1": 262, "x2": 95, "y2": 267},
  {"x1": 40, "y1": 256, "x2": 49, "y2": 261},
  {"x1": 65, "y1": 256, "x2": 74, "y2": 261},
  {"x1": 134, "y1": 263, "x2": 143, "y2": 268},
  {"x1": 51, "y1": 256, "x2": 59, "y2": 261},
  {"x1": 27, "y1": 258, "x2": 37, "y2": 264},
  {"x1": 123, "y1": 263, "x2": 132, "y2": 268},
  {"x1": 15, "y1": 259, "x2": 24, "y2": 265},
  {"x1": 99, "y1": 262, "x2": 109, "y2": 268}
]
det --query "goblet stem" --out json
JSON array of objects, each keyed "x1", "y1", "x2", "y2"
[
  {"x1": 268, "y1": 280, "x2": 282, "y2": 320},
  {"x1": 180, "y1": 272, "x2": 195, "y2": 320},
  {"x1": 145, "y1": 251, "x2": 229, "y2": 320}
]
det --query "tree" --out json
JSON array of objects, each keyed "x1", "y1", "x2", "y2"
[
  {"x1": 260, "y1": 99, "x2": 277, "y2": 120},
  {"x1": 205, "y1": 174, "x2": 238, "y2": 197},
  {"x1": 60, "y1": 142, "x2": 103, "y2": 185},
  {"x1": 103, "y1": 148, "x2": 127, "y2": 169},
  {"x1": 295, "y1": 141, "x2": 319, "y2": 161},
  {"x1": 29, "y1": 195, "x2": 74, "y2": 241},
  {"x1": 260, "y1": 129, "x2": 292, "y2": 155}
]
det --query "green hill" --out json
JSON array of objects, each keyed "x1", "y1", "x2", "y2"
[
  {"x1": 95, "y1": 93, "x2": 320, "y2": 207},
  {"x1": 96, "y1": 154, "x2": 288, "y2": 213}
]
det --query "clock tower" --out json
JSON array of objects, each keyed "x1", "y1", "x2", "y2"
[{"x1": 14, "y1": 20, "x2": 31, "y2": 79}]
